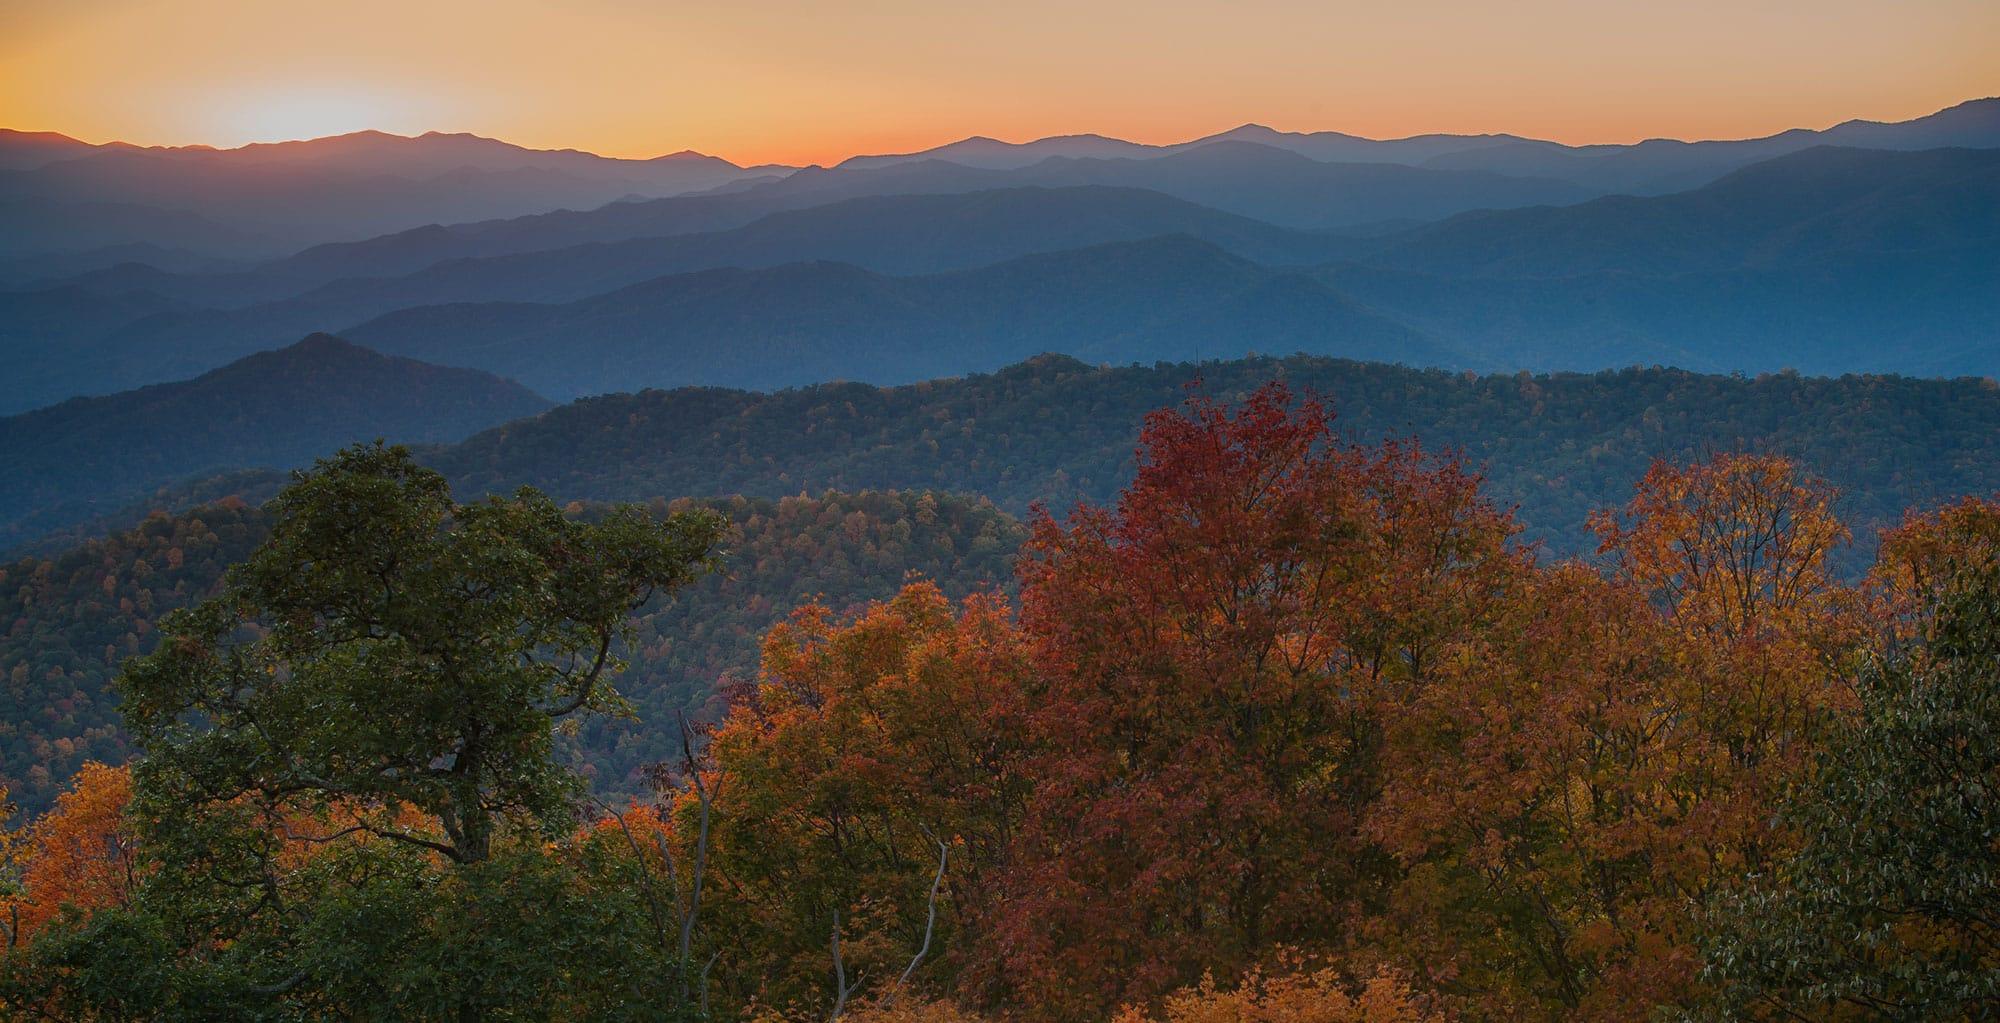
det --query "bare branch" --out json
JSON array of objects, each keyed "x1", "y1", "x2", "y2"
[
  {"x1": 676, "y1": 710, "x2": 716, "y2": 985},
  {"x1": 885, "y1": 835, "x2": 951, "y2": 1006},
  {"x1": 829, "y1": 910, "x2": 860, "y2": 1022}
]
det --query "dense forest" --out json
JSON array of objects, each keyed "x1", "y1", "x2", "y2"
[
  {"x1": 1, "y1": 384, "x2": 1996, "y2": 1020},
  {"x1": 430, "y1": 352, "x2": 2000, "y2": 566}
]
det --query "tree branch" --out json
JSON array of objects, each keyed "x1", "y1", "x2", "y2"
[{"x1": 885, "y1": 835, "x2": 950, "y2": 1007}]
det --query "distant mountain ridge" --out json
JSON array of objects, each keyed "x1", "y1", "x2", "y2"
[
  {"x1": 832, "y1": 96, "x2": 2000, "y2": 191},
  {"x1": 1372, "y1": 146, "x2": 2000, "y2": 276},
  {"x1": 65, "y1": 138, "x2": 1599, "y2": 302},
  {"x1": 0, "y1": 129, "x2": 796, "y2": 262},
  {"x1": 23, "y1": 97, "x2": 1983, "y2": 297},
  {"x1": 0, "y1": 186, "x2": 1378, "y2": 410},
  {"x1": 0, "y1": 128, "x2": 130, "y2": 171},
  {"x1": 0, "y1": 127, "x2": 789, "y2": 180},
  {"x1": 1313, "y1": 146, "x2": 2000, "y2": 374},
  {"x1": 769, "y1": 140, "x2": 1599, "y2": 229},
  {"x1": 9, "y1": 96, "x2": 1990, "y2": 276}
]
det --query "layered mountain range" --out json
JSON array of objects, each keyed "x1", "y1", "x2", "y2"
[{"x1": 3, "y1": 97, "x2": 1997, "y2": 414}]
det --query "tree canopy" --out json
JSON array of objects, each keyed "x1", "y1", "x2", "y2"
[{"x1": 4, "y1": 444, "x2": 725, "y2": 1019}]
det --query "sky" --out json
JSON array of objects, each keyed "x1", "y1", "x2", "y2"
[{"x1": 2, "y1": 0, "x2": 1996, "y2": 167}]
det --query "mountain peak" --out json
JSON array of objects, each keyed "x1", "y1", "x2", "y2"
[
  {"x1": 288, "y1": 331, "x2": 365, "y2": 353},
  {"x1": 0, "y1": 128, "x2": 87, "y2": 143}
]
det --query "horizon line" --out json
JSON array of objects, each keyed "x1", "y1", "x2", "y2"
[{"x1": 8, "y1": 94, "x2": 1994, "y2": 169}]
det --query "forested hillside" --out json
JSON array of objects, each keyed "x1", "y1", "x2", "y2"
[
  {"x1": 18, "y1": 351, "x2": 2000, "y2": 567},
  {"x1": 0, "y1": 500, "x2": 261, "y2": 813},
  {"x1": 0, "y1": 488, "x2": 1019, "y2": 814},
  {"x1": 429, "y1": 353, "x2": 2000, "y2": 562}
]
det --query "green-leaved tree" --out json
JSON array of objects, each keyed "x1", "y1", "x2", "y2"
[
  {"x1": 3, "y1": 443, "x2": 725, "y2": 1021},
  {"x1": 1693, "y1": 566, "x2": 2000, "y2": 1020}
]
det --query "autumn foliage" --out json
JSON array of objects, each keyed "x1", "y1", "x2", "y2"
[
  {"x1": 702, "y1": 582, "x2": 1031, "y2": 1015},
  {"x1": 6, "y1": 387, "x2": 1997, "y2": 1021},
  {"x1": 3, "y1": 762, "x2": 136, "y2": 942},
  {"x1": 1113, "y1": 962, "x2": 1446, "y2": 1023},
  {"x1": 977, "y1": 386, "x2": 1518, "y2": 1017}
]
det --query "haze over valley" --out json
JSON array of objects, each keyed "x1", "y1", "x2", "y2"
[{"x1": 4, "y1": 98, "x2": 1998, "y2": 416}]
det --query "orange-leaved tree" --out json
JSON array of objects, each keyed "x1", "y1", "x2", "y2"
[
  {"x1": 1112, "y1": 958, "x2": 1448, "y2": 1023},
  {"x1": 1590, "y1": 454, "x2": 1861, "y2": 773},
  {"x1": 1369, "y1": 564, "x2": 1694, "y2": 1019},
  {"x1": 1363, "y1": 454, "x2": 1870, "y2": 1020},
  {"x1": 1871, "y1": 494, "x2": 2000, "y2": 623},
  {"x1": 705, "y1": 582, "x2": 1031, "y2": 1019},
  {"x1": 3, "y1": 762, "x2": 137, "y2": 945}
]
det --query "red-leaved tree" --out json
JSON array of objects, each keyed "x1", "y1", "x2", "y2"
[{"x1": 976, "y1": 383, "x2": 1521, "y2": 1019}]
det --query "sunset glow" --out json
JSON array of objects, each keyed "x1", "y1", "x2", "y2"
[{"x1": 3, "y1": 0, "x2": 1996, "y2": 165}]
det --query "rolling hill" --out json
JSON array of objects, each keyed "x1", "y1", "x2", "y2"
[
  {"x1": 418, "y1": 353, "x2": 2000, "y2": 566},
  {"x1": 1373, "y1": 146, "x2": 2000, "y2": 277},
  {"x1": 1312, "y1": 147, "x2": 2000, "y2": 374},
  {"x1": 25, "y1": 350, "x2": 2000, "y2": 570},
  {"x1": 0, "y1": 334, "x2": 550, "y2": 545}
]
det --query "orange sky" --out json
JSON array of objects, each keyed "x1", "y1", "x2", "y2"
[{"x1": 3, "y1": 0, "x2": 1995, "y2": 167}]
